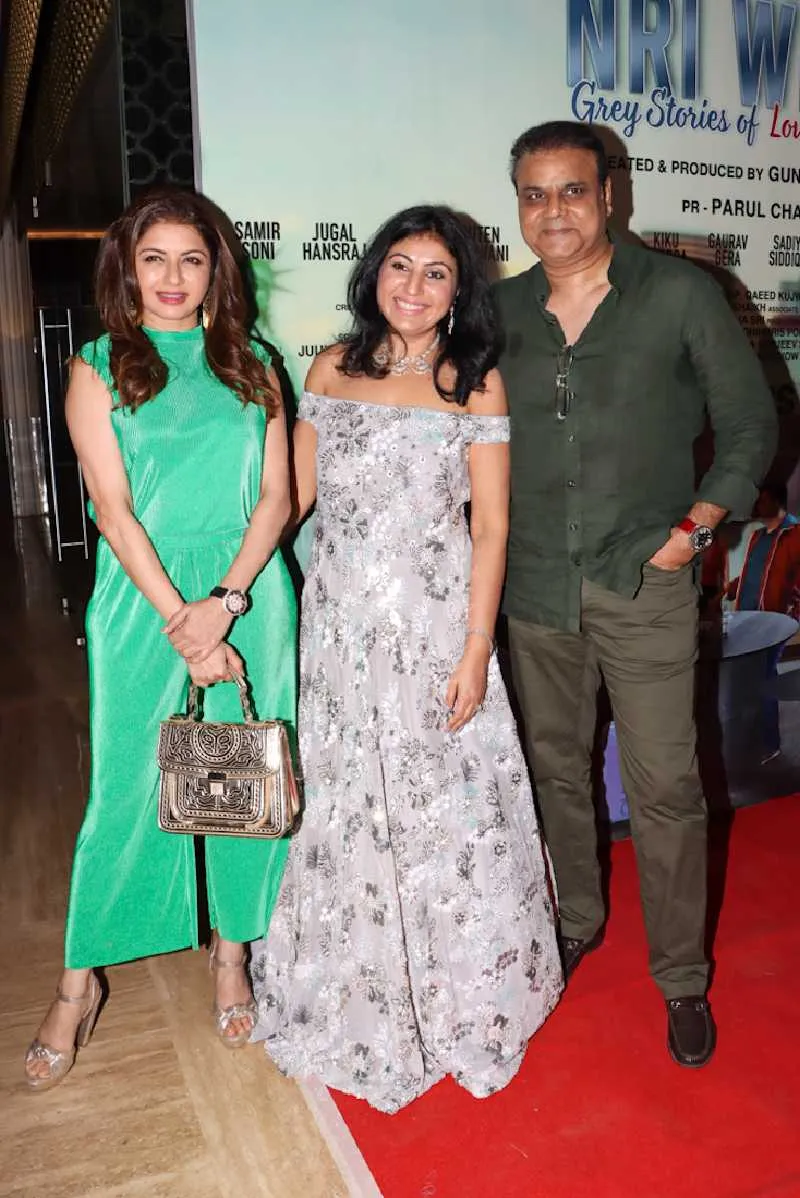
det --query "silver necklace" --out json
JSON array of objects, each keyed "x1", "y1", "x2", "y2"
[{"x1": 373, "y1": 333, "x2": 439, "y2": 376}]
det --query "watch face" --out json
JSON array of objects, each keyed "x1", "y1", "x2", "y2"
[
  {"x1": 691, "y1": 526, "x2": 715, "y2": 552},
  {"x1": 223, "y1": 590, "x2": 248, "y2": 615}
]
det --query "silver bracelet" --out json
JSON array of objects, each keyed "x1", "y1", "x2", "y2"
[{"x1": 466, "y1": 627, "x2": 495, "y2": 652}]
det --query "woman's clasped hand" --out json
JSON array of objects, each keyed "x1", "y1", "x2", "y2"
[{"x1": 163, "y1": 597, "x2": 234, "y2": 665}]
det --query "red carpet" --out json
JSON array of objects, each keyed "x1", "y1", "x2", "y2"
[{"x1": 331, "y1": 795, "x2": 800, "y2": 1198}]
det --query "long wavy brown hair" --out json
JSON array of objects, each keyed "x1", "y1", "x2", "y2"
[{"x1": 94, "y1": 187, "x2": 277, "y2": 414}]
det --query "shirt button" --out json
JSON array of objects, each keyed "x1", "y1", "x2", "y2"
[
  {"x1": 569, "y1": 521, "x2": 578, "y2": 531},
  {"x1": 572, "y1": 552, "x2": 582, "y2": 566},
  {"x1": 568, "y1": 434, "x2": 575, "y2": 443},
  {"x1": 567, "y1": 479, "x2": 576, "y2": 488}
]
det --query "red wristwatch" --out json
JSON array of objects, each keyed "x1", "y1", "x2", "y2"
[{"x1": 677, "y1": 518, "x2": 714, "y2": 553}]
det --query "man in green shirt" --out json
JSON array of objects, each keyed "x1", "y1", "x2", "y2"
[{"x1": 494, "y1": 120, "x2": 776, "y2": 1068}]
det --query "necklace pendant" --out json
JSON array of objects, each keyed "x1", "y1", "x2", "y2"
[
  {"x1": 389, "y1": 355, "x2": 431, "y2": 376},
  {"x1": 374, "y1": 332, "x2": 439, "y2": 376}
]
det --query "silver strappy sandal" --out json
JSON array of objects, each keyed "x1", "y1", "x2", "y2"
[
  {"x1": 208, "y1": 933, "x2": 257, "y2": 1049},
  {"x1": 24, "y1": 973, "x2": 102, "y2": 1091}
]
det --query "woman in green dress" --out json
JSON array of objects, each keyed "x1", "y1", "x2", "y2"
[{"x1": 24, "y1": 188, "x2": 297, "y2": 1090}]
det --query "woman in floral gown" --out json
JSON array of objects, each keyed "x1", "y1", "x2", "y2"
[{"x1": 250, "y1": 205, "x2": 563, "y2": 1113}]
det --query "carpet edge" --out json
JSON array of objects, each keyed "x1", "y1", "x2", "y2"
[{"x1": 299, "y1": 1078, "x2": 384, "y2": 1198}]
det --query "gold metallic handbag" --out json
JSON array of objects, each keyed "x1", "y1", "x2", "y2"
[{"x1": 157, "y1": 673, "x2": 300, "y2": 839}]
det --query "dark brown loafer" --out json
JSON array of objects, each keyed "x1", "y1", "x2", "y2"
[
  {"x1": 561, "y1": 932, "x2": 603, "y2": 981},
  {"x1": 666, "y1": 996, "x2": 716, "y2": 1067}
]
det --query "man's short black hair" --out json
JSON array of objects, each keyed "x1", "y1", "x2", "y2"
[
  {"x1": 760, "y1": 479, "x2": 788, "y2": 509},
  {"x1": 509, "y1": 120, "x2": 609, "y2": 190}
]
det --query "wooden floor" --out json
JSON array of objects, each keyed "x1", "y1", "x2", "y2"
[{"x1": 0, "y1": 516, "x2": 349, "y2": 1198}]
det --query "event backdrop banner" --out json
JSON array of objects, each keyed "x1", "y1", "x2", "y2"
[{"x1": 190, "y1": 0, "x2": 800, "y2": 469}]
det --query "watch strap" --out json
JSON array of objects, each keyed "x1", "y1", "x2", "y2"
[{"x1": 677, "y1": 518, "x2": 698, "y2": 535}]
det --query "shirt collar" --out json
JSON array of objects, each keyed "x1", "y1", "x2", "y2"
[{"x1": 531, "y1": 228, "x2": 630, "y2": 306}]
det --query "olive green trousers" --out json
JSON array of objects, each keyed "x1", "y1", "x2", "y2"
[{"x1": 508, "y1": 567, "x2": 709, "y2": 999}]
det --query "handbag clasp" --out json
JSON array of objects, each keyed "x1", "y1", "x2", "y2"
[{"x1": 207, "y1": 769, "x2": 227, "y2": 797}]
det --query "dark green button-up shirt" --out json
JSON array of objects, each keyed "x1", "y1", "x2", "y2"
[{"x1": 494, "y1": 236, "x2": 778, "y2": 632}]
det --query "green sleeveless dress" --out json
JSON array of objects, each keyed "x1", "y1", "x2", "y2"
[{"x1": 64, "y1": 325, "x2": 297, "y2": 969}]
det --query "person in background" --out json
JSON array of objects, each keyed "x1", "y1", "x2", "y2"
[
  {"x1": 493, "y1": 120, "x2": 776, "y2": 1070},
  {"x1": 703, "y1": 480, "x2": 800, "y2": 763},
  {"x1": 705, "y1": 481, "x2": 800, "y2": 618},
  {"x1": 24, "y1": 187, "x2": 297, "y2": 1091}
]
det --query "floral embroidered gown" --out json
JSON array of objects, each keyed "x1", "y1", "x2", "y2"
[{"x1": 250, "y1": 392, "x2": 563, "y2": 1114}]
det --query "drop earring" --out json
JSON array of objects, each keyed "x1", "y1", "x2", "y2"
[
  {"x1": 201, "y1": 303, "x2": 210, "y2": 330},
  {"x1": 447, "y1": 304, "x2": 455, "y2": 336}
]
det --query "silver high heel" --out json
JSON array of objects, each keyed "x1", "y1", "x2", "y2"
[
  {"x1": 24, "y1": 974, "x2": 102, "y2": 1091},
  {"x1": 208, "y1": 933, "x2": 257, "y2": 1049}
]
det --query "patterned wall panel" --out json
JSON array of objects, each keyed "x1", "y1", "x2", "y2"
[{"x1": 120, "y1": 0, "x2": 194, "y2": 197}]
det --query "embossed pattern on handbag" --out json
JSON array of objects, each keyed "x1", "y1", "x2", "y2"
[{"x1": 157, "y1": 673, "x2": 300, "y2": 838}]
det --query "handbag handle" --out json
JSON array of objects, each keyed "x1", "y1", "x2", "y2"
[{"x1": 187, "y1": 671, "x2": 255, "y2": 723}]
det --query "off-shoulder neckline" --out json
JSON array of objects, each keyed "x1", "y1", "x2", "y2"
[{"x1": 303, "y1": 390, "x2": 508, "y2": 418}]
